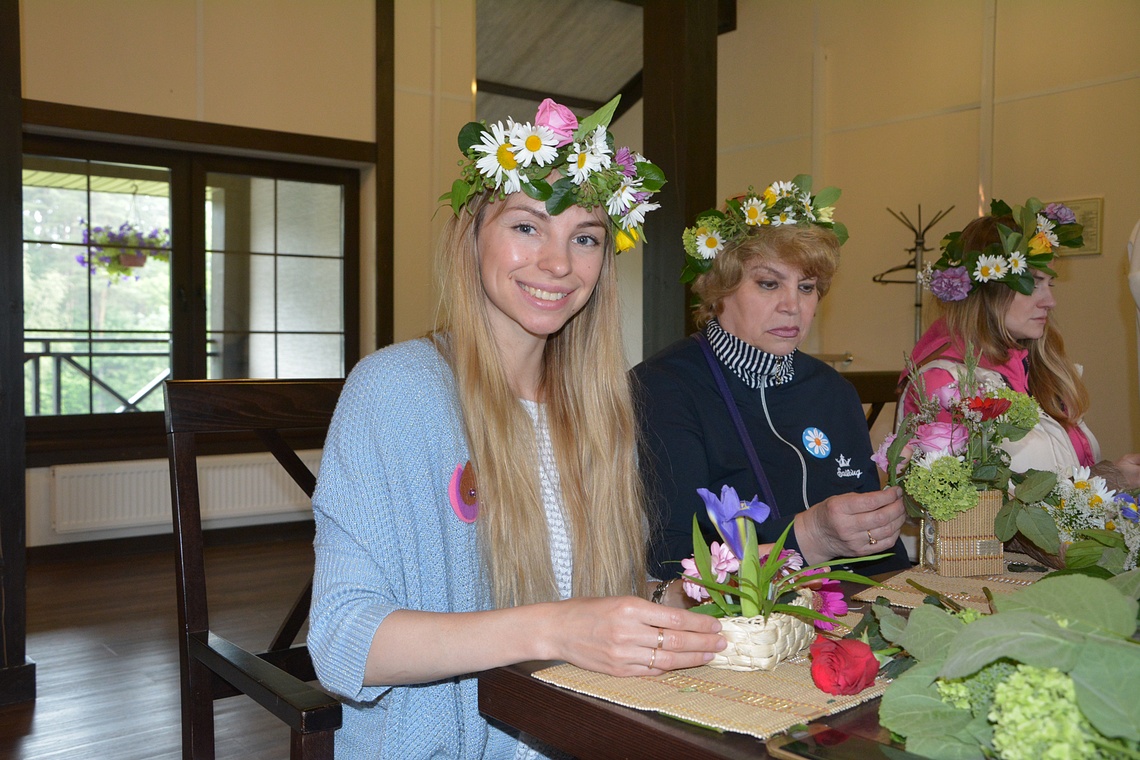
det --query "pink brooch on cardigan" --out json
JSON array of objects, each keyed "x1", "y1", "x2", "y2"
[{"x1": 448, "y1": 461, "x2": 479, "y2": 523}]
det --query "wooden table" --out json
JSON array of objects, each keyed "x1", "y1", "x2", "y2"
[{"x1": 478, "y1": 660, "x2": 888, "y2": 759}]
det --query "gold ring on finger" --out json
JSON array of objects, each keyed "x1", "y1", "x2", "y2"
[
  {"x1": 867, "y1": 530, "x2": 877, "y2": 545},
  {"x1": 656, "y1": 627, "x2": 665, "y2": 648},
  {"x1": 648, "y1": 647, "x2": 657, "y2": 669}
]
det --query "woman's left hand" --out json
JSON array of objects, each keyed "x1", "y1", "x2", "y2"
[{"x1": 1114, "y1": 452, "x2": 1140, "y2": 489}]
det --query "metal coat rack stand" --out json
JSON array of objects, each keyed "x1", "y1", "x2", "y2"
[{"x1": 873, "y1": 204, "x2": 954, "y2": 343}]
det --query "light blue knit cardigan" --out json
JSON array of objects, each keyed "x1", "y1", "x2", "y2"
[{"x1": 309, "y1": 339, "x2": 523, "y2": 759}]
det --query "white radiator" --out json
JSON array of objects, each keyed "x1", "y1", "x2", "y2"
[{"x1": 50, "y1": 451, "x2": 322, "y2": 533}]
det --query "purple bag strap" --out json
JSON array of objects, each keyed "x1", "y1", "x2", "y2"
[{"x1": 695, "y1": 333, "x2": 781, "y2": 518}]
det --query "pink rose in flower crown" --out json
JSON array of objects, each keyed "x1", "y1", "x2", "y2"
[
  {"x1": 912, "y1": 421, "x2": 968, "y2": 455},
  {"x1": 534, "y1": 98, "x2": 577, "y2": 147}
]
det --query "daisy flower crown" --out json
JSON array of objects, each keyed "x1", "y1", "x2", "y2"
[
  {"x1": 680, "y1": 175, "x2": 847, "y2": 283},
  {"x1": 439, "y1": 95, "x2": 666, "y2": 253},
  {"x1": 925, "y1": 198, "x2": 1084, "y2": 303}
]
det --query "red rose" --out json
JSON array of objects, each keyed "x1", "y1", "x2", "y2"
[
  {"x1": 809, "y1": 636, "x2": 879, "y2": 695},
  {"x1": 967, "y1": 396, "x2": 1011, "y2": 421}
]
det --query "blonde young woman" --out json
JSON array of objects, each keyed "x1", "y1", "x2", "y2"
[
  {"x1": 308, "y1": 98, "x2": 724, "y2": 758},
  {"x1": 901, "y1": 199, "x2": 1140, "y2": 489}
]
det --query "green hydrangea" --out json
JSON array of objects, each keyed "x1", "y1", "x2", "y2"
[
  {"x1": 904, "y1": 456, "x2": 977, "y2": 520},
  {"x1": 993, "y1": 386, "x2": 1041, "y2": 430},
  {"x1": 936, "y1": 659, "x2": 1015, "y2": 713},
  {"x1": 953, "y1": 608, "x2": 984, "y2": 625},
  {"x1": 989, "y1": 665, "x2": 1098, "y2": 760}
]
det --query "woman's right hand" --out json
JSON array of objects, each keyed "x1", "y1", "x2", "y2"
[
  {"x1": 793, "y1": 486, "x2": 906, "y2": 566},
  {"x1": 539, "y1": 596, "x2": 725, "y2": 677}
]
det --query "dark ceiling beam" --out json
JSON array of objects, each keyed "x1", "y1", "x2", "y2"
[
  {"x1": 613, "y1": 0, "x2": 736, "y2": 34},
  {"x1": 641, "y1": 0, "x2": 719, "y2": 356},
  {"x1": 475, "y1": 80, "x2": 605, "y2": 113}
]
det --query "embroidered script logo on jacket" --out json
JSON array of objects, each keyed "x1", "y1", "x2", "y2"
[{"x1": 835, "y1": 453, "x2": 862, "y2": 479}]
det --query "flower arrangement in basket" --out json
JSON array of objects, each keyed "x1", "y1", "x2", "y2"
[
  {"x1": 1000, "y1": 468, "x2": 1140, "y2": 575},
  {"x1": 77, "y1": 220, "x2": 171, "y2": 283},
  {"x1": 876, "y1": 571, "x2": 1140, "y2": 759},
  {"x1": 876, "y1": 348, "x2": 1054, "y2": 576},
  {"x1": 679, "y1": 485, "x2": 885, "y2": 671}
]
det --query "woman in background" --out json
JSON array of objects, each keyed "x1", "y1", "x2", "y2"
[
  {"x1": 634, "y1": 178, "x2": 909, "y2": 599},
  {"x1": 309, "y1": 97, "x2": 724, "y2": 759},
  {"x1": 901, "y1": 198, "x2": 1140, "y2": 489}
]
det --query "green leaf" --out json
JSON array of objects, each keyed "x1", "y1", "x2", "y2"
[
  {"x1": 994, "y1": 574, "x2": 1138, "y2": 637},
  {"x1": 791, "y1": 174, "x2": 813, "y2": 195},
  {"x1": 457, "y1": 121, "x2": 486, "y2": 153},
  {"x1": 1070, "y1": 635, "x2": 1140, "y2": 742},
  {"x1": 873, "y1": 602, "x2": 910, "y2": 644},
  {"x1": 939, "y1": 611, "x2": 1081, "y2": 678},
  {"x1": 990, "y1": 198, "x2": 1013, "y2": 217},
  {"x1": 447, "y1": 179, "x2": 470, "y2": 216},
  {"x1": 1098, "y1": 546, "x2": 1127, "y2": 576},
  {"x1": 1077, "y1": 528, "x2": 1126, "y2": 549},
  {"x1": 1064, "y1": 540, "x2": 1108, "y2": 569},
  {"x1": 689, "y1": 515, "x2": 729, "y2": 614},
  {"x1": 899, "y1": 606, "x2": 964, "y2": 662},
  {"x1": 994, "y1": 500, "x2": 1020, "y2": 541},
  {"x1": 813, "y1": 186, "x2": 841, "y2": 209},
  {"x1": 1013, "y1": 469, "x2": 1057, "y2": 503},
  {"x1": 545, "y1": 177, "x2": 577, "y2": 217},
  {"x1": 830, "y1": 221, "x2": 849, "y2": 246},
  {"x1": 520, "y1": 177, "x2": 552, "y2": 202},
  {"x1": 1107, "y1": 568, "x2": 1140, "y2": 600},
  {"x1": 878, "y1": 661, "x2": 973, "y2": 740},
  {"x1": 972, "y1": 463, "x2": 999, "y2": 482},
  {"x1": 1014, "y1": 505, "x2": 1059, "y2": 554},
  {"x1": 636, "y1": 161, "x2": 666, "y2": 192},
  {"x1": 573, "y1": 95, "x2": 620, "y2": 141}
]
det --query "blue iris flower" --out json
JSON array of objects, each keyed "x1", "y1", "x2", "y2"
[{"x1": 696, "y1": 484, "x2": 771, "y2": 559}]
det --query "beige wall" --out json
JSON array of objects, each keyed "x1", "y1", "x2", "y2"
[
  {"x1": 19, "y1": 0, "x2": 1140, "y2": 459},
  {"x1": 718, "y1": 0, "x2": 1140, "y2": 458}
]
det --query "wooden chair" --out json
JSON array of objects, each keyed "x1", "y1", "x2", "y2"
[
  {"x1": 164, "y1": 379, "x2": 344, "y2": 760},
  {"x1": 840, "y1": 370, "x2": 901, "y2": 429}
]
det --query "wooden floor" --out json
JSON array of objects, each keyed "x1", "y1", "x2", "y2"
[{"x1": 0, "y1": 537, "x2": 317, "y2": 759}]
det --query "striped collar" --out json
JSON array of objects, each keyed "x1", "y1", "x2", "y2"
[{"x1": 704, "y1": 318, "x2": 796, "y2": 389}]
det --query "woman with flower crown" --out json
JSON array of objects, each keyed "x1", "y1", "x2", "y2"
[
  {"x1": 900, "y1": 199, "x2": 1140, "y2": 490},
  {"x1": 633, "y1": 178, "x2": 911, "y2": 600},
  {"x1": 307, "y1": 96, "x2": 725, "y2": 759}
]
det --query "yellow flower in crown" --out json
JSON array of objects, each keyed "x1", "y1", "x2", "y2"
[
  {"x1": 1028, "y1": 231, "x2": 1054, "y2": 255},
  {"x1": 615, "y1": 227, "x2": 639, "y2": 252}
]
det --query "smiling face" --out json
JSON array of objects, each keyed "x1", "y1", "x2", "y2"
[
  {"x1": 716, "y1": 257, "x2": 819, "y2": 356},
  {"x1": 476, "y1": 192, "x2": 607, "y2": 353},
  {"x1": 1004, "y1": 270, "x2": 1056, "y2": 340}
]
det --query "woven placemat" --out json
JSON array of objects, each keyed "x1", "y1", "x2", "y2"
[
  {"x1": 855, "y1": 554, "x2": 1048, "y2": 611},
  {"x1": 531, "y1": 615, "x2": 887, "y2": 740}
]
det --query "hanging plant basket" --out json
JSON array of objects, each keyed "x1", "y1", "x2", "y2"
[{"x1": 78, "y1": 220, "x2": 171, "y2": 282}]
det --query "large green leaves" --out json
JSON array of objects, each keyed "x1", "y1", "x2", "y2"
[
  {"x1": 994, "y1": 574, "x2": 1138, "y2": 637},
  {"x1": 879, "y1": 661, "x2": 973, "y2": 740}
]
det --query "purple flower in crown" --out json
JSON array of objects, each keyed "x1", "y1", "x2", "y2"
[
  {"x1": 930, "y1": 266, "x2": 972, "y2": 302},
  {"x1": 1043, "y1": 202, "x2": 1077, "y2": 225},
  {"x1": 613, "y1": 146, "x2": 638, "y2": 179},
  {"x1": 1115, "y1": 492, "x2": 1139, "y2": 523}
]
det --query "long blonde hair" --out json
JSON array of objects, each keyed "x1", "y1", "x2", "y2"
[
  {"x1": 432, "y1": 193, "x2": 647, "y2": 608},
  {"x1": 939, "y1": 216, "x2": 1089, "y2": 426}
]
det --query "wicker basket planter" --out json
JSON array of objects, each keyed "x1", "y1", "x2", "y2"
[
  {"x1": 708, "y1": 590, "x2": 816, "y2": 672},
  {"x1": 919, "y1": 489, "x2": 1004, "y2": 577}
]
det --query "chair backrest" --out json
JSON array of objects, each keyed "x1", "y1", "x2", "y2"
[
  {"x1": 164, "y1": 378, "x2": 344, "y2": 760},
  {"x1": 839, "y1": 370, "x2": 900, "y2": 430}
]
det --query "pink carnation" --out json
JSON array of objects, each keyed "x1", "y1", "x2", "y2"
[
  {"x1": 679, "y1": 557, "x2": 709, "y2": 602},
  {"x1": 930, "y1": 266, "x2": 972, "y2": 302},
  {"x1": 680, "y1": 542, "x2": 740, "y2": 603},
  {"x1": 871, "y1": 433, "x2": 895, "y2": 473},
  {"x1": 912, "y1": 421, "x2": 968, "y2": 455},
  {"x1": 534, "y1": 98, "x2": 577, "y2": 147}
]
